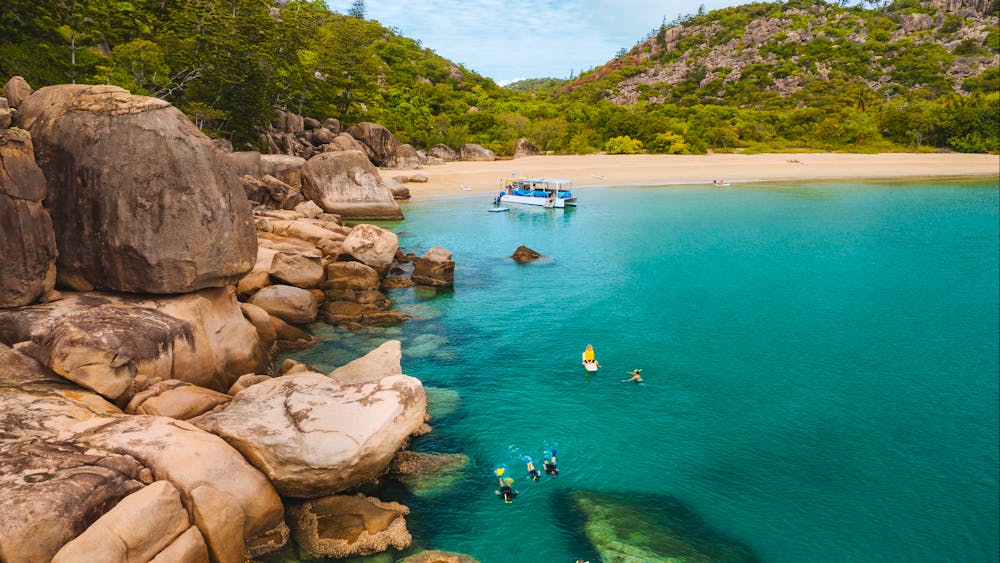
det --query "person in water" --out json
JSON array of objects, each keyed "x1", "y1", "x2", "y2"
[
  {"x1": 495, "y1": 474, "x2": 518, "y2": 503},
  {"x1": 524, "y1": 457, "x2": 541, "y2": 481},
  {"x1": 623, "y1": 369, "x2": 643, "y2": 383},
  {"x1": 543, "y1": 449, "x2": 559, "y2": 476},
  {"x1": 582, "y1": 344, "x2": 600, "y2": 368}
]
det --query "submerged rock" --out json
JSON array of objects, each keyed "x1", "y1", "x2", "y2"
[
  {"x1": 386, "y1": 451, "x2": 469, "y2": 498},
  {"x1": 568, "y1": 490, "x2": 758, "y2": 562},
  {"x1": 424, "y1": 386, "x2": 462, "y2": 420},
  {"x1": 398, "y1": 550, "x2": 479, "y2": 563},
  {"x1": 288, "y1": 494, "x2": 410, "y2": 559}
]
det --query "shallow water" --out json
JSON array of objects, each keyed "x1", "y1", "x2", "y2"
[{"x1": 287, "y1": 180, "x2": 999, "y2": 562}]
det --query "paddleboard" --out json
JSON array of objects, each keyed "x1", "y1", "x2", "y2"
[
  {"x1": 582, "y1": 351, "x2": 598, "y2": 372},
  {"x1": 488, "y1": 207, "x2": 510, "y2": 212}
]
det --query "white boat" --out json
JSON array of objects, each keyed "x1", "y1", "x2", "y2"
[
  {"x1": 460, "y1": 184, "x2": 473, "y2": 191},
  {"x1": 498, "y1": 178, "x2": 576, "y2": 208},
  {"x1": 488, "y1": 206, "x2": 510, "y2": 213}
]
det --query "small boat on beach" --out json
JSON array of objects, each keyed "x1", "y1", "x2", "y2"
[
  {"x1": 488, "y1": 206, "x2": 509, "y2": 213},
  {"x1": 498, "y1": 177, "x2": 576, "y2": 208},
  {"x1": 592, "y1": 174, "x2": 607, "y2": 180},
  {"x1": 460, "y1": 184, "x2": 473, "y2": 191}
]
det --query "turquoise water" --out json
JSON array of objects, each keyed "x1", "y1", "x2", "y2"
[{"x1": 289, "y1": 180, "x2": 999, "y2": 562}]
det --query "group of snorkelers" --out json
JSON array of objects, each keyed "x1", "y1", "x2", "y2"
[{"x1": 494, "y1": 449, "x2": 559, "y2": 503}]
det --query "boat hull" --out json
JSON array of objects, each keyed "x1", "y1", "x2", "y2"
[{"x1": 500, "y1": 194, "x2": 569, "y2": 208}]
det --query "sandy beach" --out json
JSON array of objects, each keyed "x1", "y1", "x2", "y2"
[{"x1": 382, "y1": 153, "x2": 1000, "y2": 196}]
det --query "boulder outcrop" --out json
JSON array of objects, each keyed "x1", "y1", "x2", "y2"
[
  {"x1": 248, "y1": 284, "x2": 318, "y2": 325},
  {"x1": 0, "y1": 439, "x2": 146, "y2": 563},
  {"x1": 459, "y1": 143, "x2": 495, "y2": 161},
  {"x1": 0, "y1": 127, "x2": 57, "y2": 307},
  {"x1": 2, "y1": 76, "x2": 32, "y2": 109},
  {"x1": 514, "y1": 137, "x2": 540, "y2": 158},
  {"x1": 51, "y1": 480, "x2": 209, "y2": 563},
  {"x1": 384, "y1": 143, "x2": 421, "y2": 169},
  {"x1": 411, "y1": 246, "x2": 455, "y2": 287},
  {"x1": 327, "y1": 339, "x2": 401, "y2": 385},
  {"x1": 426, "y1": 144, "x2": 459, "y2": 161},
  {"x1": 287, "y1": 494, "x2": 411, "y2": 558},
  {"x1": 301, "y1": 150, "x2": 403, "y2": 220},
  {"x1": 346, "y1": 122, "x2": 401, "y2": 166},
  {"x1": 0, "y1": 287, "x2": 267, "y2": 401},
  {"x1": 16, "y1": 84, "x2": 256, "y2": 294},
  {"x1": 191, "y1": 370, "x2": 427, "y2": 497},
  {"x1": 70, "y1": 415, "x2": 287, "y2": 561},
  {"x1": 340, "y1": 224, "x2": 400, "y2": 274},
  {"x1": 511, "y1": 245, "x2": 543, "y2": 263}
]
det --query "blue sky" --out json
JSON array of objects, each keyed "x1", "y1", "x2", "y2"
[{"x1": 325, "y1": 1, "x2": 749, "y2": 84}]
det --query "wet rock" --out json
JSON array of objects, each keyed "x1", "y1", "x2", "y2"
[
  {"x1": 424, "y1": 386, "x2": 461, "y2": 420},
  {"x1": 386, "y1": 451, "x2": 469, "y2": 497},
  {"x1": 16, "y1": 85, "x2": 255, "y2": 294},
  {"x1": 288, "y1": 494, "x2": 410, "y2": 558},
  {"x1": 191, "y1": 371, "x2": 427, "y2": 497},
  {"x1": 302, "y1": 150, "x2": 403, "y2": 220},
  {"x1": 511, "y1": 245, "x2": 542, "y2": 263},
  {"x1": 411, "y1": 246, "x2": 455, "y2": 287},
  {"x1": 399, "y1": 550, "x2": 479, "y2": 563}
]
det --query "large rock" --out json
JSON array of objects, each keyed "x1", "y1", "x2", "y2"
[
  {"x1": 324, "y1": 261, "x2": 381, "y2": 292},
  {"x1": 248, "y1": 284, "x2": 318, "y2": 325},
  {"x1": 323, "y1": 132, "x2": 368, "y2": 153},
  {"x1": 0, "y1": 343, "x2": 122, "y2": 445},
  {"x1": 3, "y1": 76, "x2": 33, "y2": 109},
  {"x1": 260, "y1": 154, "x2": 306, "y2": 192},
  {"x1": 384, "y1": 177, "x2": 411, "y2": 199},
  {"x1": 229, "y1": 150, "x2": 263, "y2": 178},
  {"x1": 386, "y1": 451, "x2": 469, "y2": 498},
  {"x1": 346, "y1": 122, "x2": 401, "y2": 166},
  {"x1": 16, "y1": 84, "x2": 256, "y2": 294},
  {"x1": 340, "y1": 224, "x2": 399, "y2": 274},
  {"x1": 511, "y1": 245, "x2": 542, "y2": 263},
  {"x1": 513, "y1": 137, "x2": 539, "y2": 158},
  {"x1": 411, "y1": 246, "x2": 455, "y2": 287},
  {"x1": 459, "y1": 143, "x2": 495, "y2": 161},
  {"x1": 0, "y1": 127, "x2": 57, "y2": 307},
  {"x1": 399, "y1": 551, "x2": 480, "y2": 563},
  {"x1": 269, "y1": 249, "x2": 325, "y2": 289},
  {"x1": 301, "y1": 150, "x2": 403, "y2": 220},
  {"x1": 0, "y1": 287, "x2": 267, "y2": 401},
  {"x1": 327, "y1": 340, "x2": 402, "y2": 385},
  {"x1": 125, "y1": 379, "x2": 232, "y2": 419},
  {"x1": 0, "y1": 439, "x2": 146, "y2": 563},
  {"x1": 426, "y1": 144, "x2": 458, "y2": 161},
  {"x1": 51, "y1": 480, "x2": 209, "y2": 563},
  {"x1": 288, "y1": 494, "x2": 410, "y2": 559},
  {"x1": 384, "y1": 143, "x2": 421, "y2": 169},
  {"x1": 190, "y1": 371, "x2": 427, "y2": 497},
  {"x1": 70, "y1": 415, "x2": 287, "y2": 561}
]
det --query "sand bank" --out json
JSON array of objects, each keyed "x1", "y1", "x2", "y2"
[{"x1": 381, "y1": 153, "x2": 999, "y2": 196}]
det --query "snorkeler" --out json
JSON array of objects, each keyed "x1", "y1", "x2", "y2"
[
  {"x1": 524, "y1": 456, "x2": 541, "y2": 481},
  {"x1": 623, "y1": 368, "x2": 643, "y2": 383},
  {"x1": 543, "y1": 449, "x2": 559, "y2": 477},
  {"x1": 494, "y1": 468, "x2": 519, "y2": 503}
]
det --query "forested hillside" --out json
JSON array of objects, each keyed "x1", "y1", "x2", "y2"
[{"x1": 1, "y1": 0, "x2": 996, "y2": 154}]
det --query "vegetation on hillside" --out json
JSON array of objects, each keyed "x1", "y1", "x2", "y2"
[{"x1": 1, "y1": 0, "x2": 996, "y2": 154}]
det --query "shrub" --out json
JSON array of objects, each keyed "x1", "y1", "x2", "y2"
[
  {"x1": 604, "y1": 135, "x2": 645, "y2": 154},
  {"x1": 647, "y1": 132, "x2": 690, "y2": 154}
]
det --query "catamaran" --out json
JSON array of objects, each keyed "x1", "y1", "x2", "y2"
[{"x1": 498, "y1": 177, "x2": 576, "y2": 208}]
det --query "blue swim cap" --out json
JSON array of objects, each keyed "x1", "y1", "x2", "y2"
[{"x1": 523, "y1": 456, "x2": 532, "y2": 463}]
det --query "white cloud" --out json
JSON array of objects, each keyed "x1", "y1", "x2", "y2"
[{"x1": 326, "y1": 0, "x2": 747, "y2": 83}]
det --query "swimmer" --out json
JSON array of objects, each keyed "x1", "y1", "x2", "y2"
[
  {"x1": 623, "y1": 369, "x2": 643, "y2": 383},
  {"x1": 524, "y1": 457, "x2": 541, "y2": 481},
  {"x1": 493, "y1": 469, "x2": 518, "y2": 503},
  {"x1": 543, "y1": 449, "x2": 559, "y2": 476}
]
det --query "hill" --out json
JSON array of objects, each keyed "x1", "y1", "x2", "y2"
[{"x1": 1, "y1": 0, "x2": 996, "y2": 154}]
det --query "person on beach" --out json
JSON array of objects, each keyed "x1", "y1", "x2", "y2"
[
  {"x1": 543, "y1": 450, "x2": 559, "y2": 476},
  {"x1": 623, "y1": 369, "x2": 643, "y2": 383},
  {"x1": 524, "y1": 457, "x2": 541, "y2": 481}
]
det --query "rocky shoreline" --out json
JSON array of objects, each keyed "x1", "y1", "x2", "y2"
[{"x1": 0, "y1": 77, "x2": 473, "y2": 562}]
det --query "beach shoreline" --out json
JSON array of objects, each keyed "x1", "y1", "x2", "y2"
[{"x1": 380, "y1": 153, "x2": 1000, "y2": 196}]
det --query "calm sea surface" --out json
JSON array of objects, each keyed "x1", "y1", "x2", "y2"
[{"x1": 286, "y1": 179, "x2": 999, "y2": 562}]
